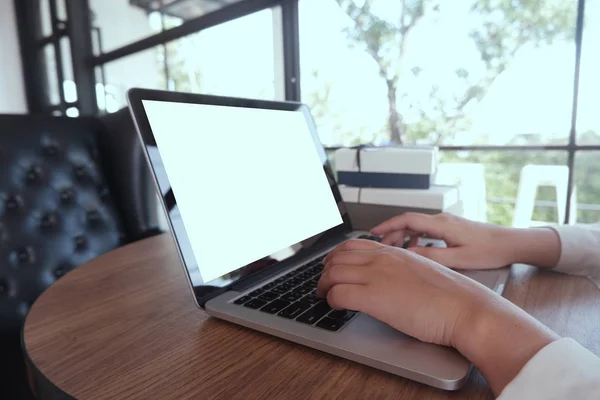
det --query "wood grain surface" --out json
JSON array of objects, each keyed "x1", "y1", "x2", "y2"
[{"x1": 23, "y1": 234, "x2": 600, "y2": 400}]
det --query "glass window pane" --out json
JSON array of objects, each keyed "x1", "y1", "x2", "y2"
[
  {"x1": 577, "y1": 0, "x2": 600, "y2": 144},
  {"x1": 43, "y1": 44, "x2": 60, "y2": 105},
  {"x1": 89, "y1": 0, "x2": 244, "y2": 54},
  {"x1": 40, "y1": 0, "x2": 52, "y2": 37},
  {"x1": 437, "y1": 151, "x2": 568, "y2": 226},
  {"x1": 165, "y1": 8, "x2": 278, "y2": 100},
  {"x1": 89, "y1": 0, "x2": 164, "y2": 53},
  {"x1": 99, "y1": 46, "x2": 166, "y2": 113},
  {"x1": 574, "y1": 151, "x2": 600, "y2": 223},
  {"x1": 300, "y1": 0, "x2": 577, "y2": 147}
]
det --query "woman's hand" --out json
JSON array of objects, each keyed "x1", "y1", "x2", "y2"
[
  {"x1": 318, "y1": 238, "x2": 559, "y2": 396},
  {"x1": 370, "y1": 213, "x2": 561, "y2": 270}
]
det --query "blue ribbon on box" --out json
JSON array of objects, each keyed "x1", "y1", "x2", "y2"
[{"x1": 338, "y1": 145, "x2": 432, "y2": 190}]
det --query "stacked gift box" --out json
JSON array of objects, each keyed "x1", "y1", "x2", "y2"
[{"x1": 334, "y1": 146, "x2": 463, "y2": 231}]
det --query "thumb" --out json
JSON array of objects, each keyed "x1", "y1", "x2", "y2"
[{"x1": 407, "y1": 246, "x2": 462, "y2": 269}]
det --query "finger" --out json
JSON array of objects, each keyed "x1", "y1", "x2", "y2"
[
  {"x1": 379, "y1": 231, "x2": 405, "y2": 246},
  {"x1": 407, "y1": 234, "x2": 422, "y2": 248},
  {"x1": 407, "y1": 246, "x2": 462, "y2": 268},
  {"x1": 371, "y1": 213, "x2": 446, "y2": 239},
  {"x1": 316, "y1": 264, "x2": 370, "y2": 298},
  {"x1": 326, "y1": 284, "x2": 371, "y2": 311},
  {"x1": 325, "y1": 249, "x2": 382, "y2": 269},
  {"x1": 323, "y1": 239, "x2": 381, "y2": 264}
]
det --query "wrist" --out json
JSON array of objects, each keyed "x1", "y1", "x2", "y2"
[
  {"x1": 500, "y1": 226, "x2": 561, "y2": 268},
  {"x1": 452, "y1": 295, "x2": 559, "y2": 396}
]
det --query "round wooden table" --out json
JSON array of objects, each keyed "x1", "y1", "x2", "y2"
[{"x1": 23, "y1": 234, "x2": 600, "y2": 400}]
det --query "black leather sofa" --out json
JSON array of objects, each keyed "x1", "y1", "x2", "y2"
[{"x1": 0, "y1": 109, "x2": 162, "y2": 399}]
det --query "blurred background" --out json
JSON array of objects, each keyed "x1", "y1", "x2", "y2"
[{"x1": 1, "y1": 0, "x2": 599, "y2": 227}]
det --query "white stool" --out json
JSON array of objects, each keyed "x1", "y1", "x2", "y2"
[
  {"x1": 435, "y1": 163, "x2": 488, "y2": 222},
  {"x1": 512, "y1": 165, "x2": 577, "y2": 228}
]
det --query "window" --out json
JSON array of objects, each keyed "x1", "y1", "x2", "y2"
[
  {"x1": 299, "y1": 0, "x2": 577, "y2": 147},
  {"x1": 97, "y1": 46, "x2": 166, "y2": 112},
  {"x1": 438, "y1": 151, "x2": 568, "y2": 226},
  {"x1": 165, "y1": 8, "x2": 280, "y2": 100},
  {"x1": 574, "y1": 151, "x2": 600, "y2": 223},
  {"x1": 88, "y1": 0, "x2": 250, "y2": 54},
  {"x1": 577, "y1": 0, "x2": 600, "y2": 144}
]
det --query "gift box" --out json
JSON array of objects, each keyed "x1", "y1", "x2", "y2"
[
  {"x1": 340, "y1": 185, "x2": 462, "y2": 230},
  {"x1": 334, "y1": 146, "x2": 438, "y2": 189}
]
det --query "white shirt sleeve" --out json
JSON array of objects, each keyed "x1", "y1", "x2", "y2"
[
  {"x1": 498, "y1": 338, "x2": 600, "y2": 400},
  {"x1": 498, "y1": 224, "x2": 600, "y2": 399},
  {"x1": 548, "y1": 224, "x2": 600, "y2": 279}
]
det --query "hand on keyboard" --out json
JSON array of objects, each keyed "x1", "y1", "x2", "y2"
[{"x1": 318, "y1": 238, "x2": 558, "y2": 397}]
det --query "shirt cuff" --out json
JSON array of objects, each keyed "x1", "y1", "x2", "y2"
[
  {"x1": 547, "y1": 224, "x2": 600, "y2": 279},
  {"x1": 498, "y1": 338, "x2": 600, "y2": 400}
]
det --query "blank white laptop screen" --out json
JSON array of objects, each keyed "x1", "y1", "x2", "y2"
[{"x1": 142, "y1": 100, "x2": 343, "y2": 284}]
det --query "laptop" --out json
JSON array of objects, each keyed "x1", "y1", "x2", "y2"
[{"x1": 127, "y1": 88, "x2": 510, "y2": 391}]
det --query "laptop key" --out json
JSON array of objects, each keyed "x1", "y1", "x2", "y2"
[
  {"x1": 308, "y1": 276, "x2": 320, "y2": 285},
  {"x1": 244, "y1": 298, "x2": 267, "y2": 309},
  {"x1": 288, "y1": 277, "x2": 304, "y2": 286},
  {"x1": 298, "y1": 272, "x2": 313, "y2": 280},
  {"x1": 271, "y1": 285, "x2": 289, "y2": 295},
  {"x1": 308, "y1": 265, "x2": 323, "y2": 275},
  {"x1": 278, "y1": 302, "x2": 311, "y2": 319},
  {"x1": 234, "y1": 296, "x2": 252, "y2": 305},
  {"x1": 281, "y1": 292, "x2": 303, "y2": 302},
  {"x1": 261, "y1": 299, "x2": 291, "y2": 314},
  {"x1": 263, "y1": 282, "x2": 277, "y2": 290},
  {"x1": 328, "y1": 310, "x2": 355, "y2": 321},
  {"x1": 296, "y1": 285, "x2": 312, "y2": 295},
  {"x1": 316, "y1": 317, "x2": 346, "y2": 332},
  {"x1": 296, "y1": 301, "x2": 332, "y2": 325},
  {"x1": 299, "y1": 294, "x2": 320, "y2": 305},
  {"x1": 258, "y1": 291, "x2": 279, "y2": 302},
  {"x1": 249, "y1": 289, "x2": 264, "y2": 297}
]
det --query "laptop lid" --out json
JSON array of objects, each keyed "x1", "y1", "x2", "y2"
[{"x1": 127, "y1": 89, "x2": 353, "y2": 307}]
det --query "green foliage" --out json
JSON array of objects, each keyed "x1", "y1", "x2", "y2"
[{"x1": 331, "y1": 0, "x2": 577, "y2": 146}]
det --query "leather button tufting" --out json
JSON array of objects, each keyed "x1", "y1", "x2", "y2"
[
  {"x1": 87, "y1": 209, "x2": 101, "y2": 224},
  {"x1": 74, "y1": 234, "x2": 87, "y2": 250},
  {"x1": 5, "y1": 194, "x2": 24, "y2": 211},
  {"x1": 97, "y1": 184, "x2": 110, "y2": 200},
  {"x1": 15, "y1": 247, "x2": 35, "y2": 265},
  {"x1": 26, "y1": 165, "x2": 43, "y2": 183},
  {"x1": 59, "y1": 187, "x2": 75, "y2": 204},
  {"x1": 42, "y1": 140, "x2": 60, "y2": 156},
  {"x1": 40, "y1": 212, "x2": 58, "y2": 229},
  {"x1": 73, "y1": 164, "x2": 87, "y2": 179},
  {"x1": 54, "y1": 267, "x2": 66, "y2": 278}
]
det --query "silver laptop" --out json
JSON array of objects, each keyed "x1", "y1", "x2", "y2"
[{"x1": 127, "y1": 88, "x2": 509, "y2": 391}]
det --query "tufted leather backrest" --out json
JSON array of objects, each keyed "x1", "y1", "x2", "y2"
[
  {"x1": 0, "y1": 112, "x2": 161, "y2": 340},
  {"x1": 0, "y1": 115, "x2": 123, "y2": 337}
]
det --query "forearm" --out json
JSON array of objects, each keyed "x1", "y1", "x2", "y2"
[
  {"x1": 500, "y1": 227, "x2": 561, "y2": 269},
  {"x1": 453, "y1": 295, "x2": 559, "y2": 396}
]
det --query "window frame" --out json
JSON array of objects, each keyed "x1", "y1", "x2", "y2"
[{"x1": 16, "y1": 0, "x2": 598, "y2": 224}]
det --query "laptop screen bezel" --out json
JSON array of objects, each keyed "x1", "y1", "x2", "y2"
[{"x1": 126, "y1": 88, "x2": 354, "y2": 307}]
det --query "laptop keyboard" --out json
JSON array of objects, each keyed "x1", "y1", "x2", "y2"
[{"x1": 232, "y1": 234, "x2": 379, "y2": 332}]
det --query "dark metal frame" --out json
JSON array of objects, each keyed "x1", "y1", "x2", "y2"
[
  {"x1": 15, "y1": 0, "x2": 597, "y2": 223},
  {"x1": 89, "y1": 0, "x2": 284, "y2": 66},
  {"x1": 14, "y1": 0, "x2": 97, "y2": 115},
  {"x1": 281, "y1": 0, "x2": 301, "y2": 101}
]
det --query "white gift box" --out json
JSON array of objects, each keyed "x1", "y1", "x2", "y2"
[
  {"x1": 334, "y1": 146, "x2": 439, "y2": 189},
  {"x1": 340, "y1": 185, "x2": 458, "y2": 210},
  {"x1": 339, "y1": 184, "x2": 463, "y2": 230}
]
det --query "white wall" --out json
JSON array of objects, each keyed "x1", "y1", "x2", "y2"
[{"x1": 0, "y1": 0, "x2": 27, "y2": 113}]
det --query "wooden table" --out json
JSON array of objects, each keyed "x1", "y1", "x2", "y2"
[{"x1": 23, "y1": 234, "x2": 600, "y2": 400}]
